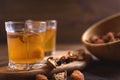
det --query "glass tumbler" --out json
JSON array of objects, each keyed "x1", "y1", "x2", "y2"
[
  {"x1": 5, "y1": 21, "x2": 46, "y2": 70},
  {"x1": 44, "y1": 20, "x2": 57, "y2": 56}
]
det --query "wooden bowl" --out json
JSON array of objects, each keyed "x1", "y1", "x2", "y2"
[{"x1": 82, "y1": 13, "x2": 120, "y2": 62}]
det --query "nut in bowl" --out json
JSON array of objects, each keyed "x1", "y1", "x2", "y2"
[{"x1": 82, "y1": 13, "x2": 120, "y2": 62}]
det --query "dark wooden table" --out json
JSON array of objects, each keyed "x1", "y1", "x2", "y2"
[
  {"x1": 0, "y1": 44, "x2": 120, "y2": 80},
  {"x1": 57, "y1": 44, "x2": 120, "y2": 80}
]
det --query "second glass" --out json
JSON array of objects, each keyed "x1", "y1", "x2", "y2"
[
  {"x1": 5, "y1": 21, "x2": 46, "y2": 70},
  {"x1": 45, "y1": 20, "x2": 57, "y2": 56}
]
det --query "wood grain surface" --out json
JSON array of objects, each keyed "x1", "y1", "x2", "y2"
[
  {"x1": 0, "y1": 50, "x2": 88, "y2": 80},
  {"x1": 1, "y1": 44, "x2": 120, "y2": 80}
]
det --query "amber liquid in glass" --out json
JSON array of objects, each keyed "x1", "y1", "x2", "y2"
[
  {"x1": 45, "y1": 28, "x2": 56, "y2": 53},
  {"x1": 7, "y1": 32, "x2": 45, "y2": 64}
]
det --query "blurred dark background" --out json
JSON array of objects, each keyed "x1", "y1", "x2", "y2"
[{"x1": 0, "y1": 0, "x2": 120, "y2": 44}]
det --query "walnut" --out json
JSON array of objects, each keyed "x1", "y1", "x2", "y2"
[
  {"x1": 71, "y1": 70, "x2": 84, "y2": 80},
  {"x1": 68, "y1": 48, "x2": 86, "y2": 61},
  {"x1": 47, "y1": 57, "x2": 57, "y2": 68},
  {"x1": 36, "y1": 74, "x2": 48, "y2": 80},
  {"x1": 53, "y1": 71, "x2": 67, "y2": 80}
]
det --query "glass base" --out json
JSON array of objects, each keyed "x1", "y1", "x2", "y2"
[
  {"x1": 45, "y1": 51, "x2": 55, "y2": 56},
  {"x1": 8, "y1": 61, "x2": 44, "y2": 71}
]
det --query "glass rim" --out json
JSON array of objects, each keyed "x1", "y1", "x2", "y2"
[
  {"x1": 26, "y1": 20, "x2": 57, "y2": 22},
  {"x1": 25, "y1": 20, "x2": 46, "y2": 23},
  {"x1": 46, "y1": 20, "x2": 57, "y2": 22},
  {"x1": 5, "y1": 21, "x2": 47, "y2": 24},
  {"x1": 5, "y1": 21, "x2": 24, "y2": 24},
  {"x1": 5, "y1": 20, "x2": 57, "y2": 25}
]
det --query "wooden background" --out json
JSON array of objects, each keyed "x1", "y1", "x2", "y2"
[{"x1": 0, "y1": 0, "x2": 120, "y2": 44}]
